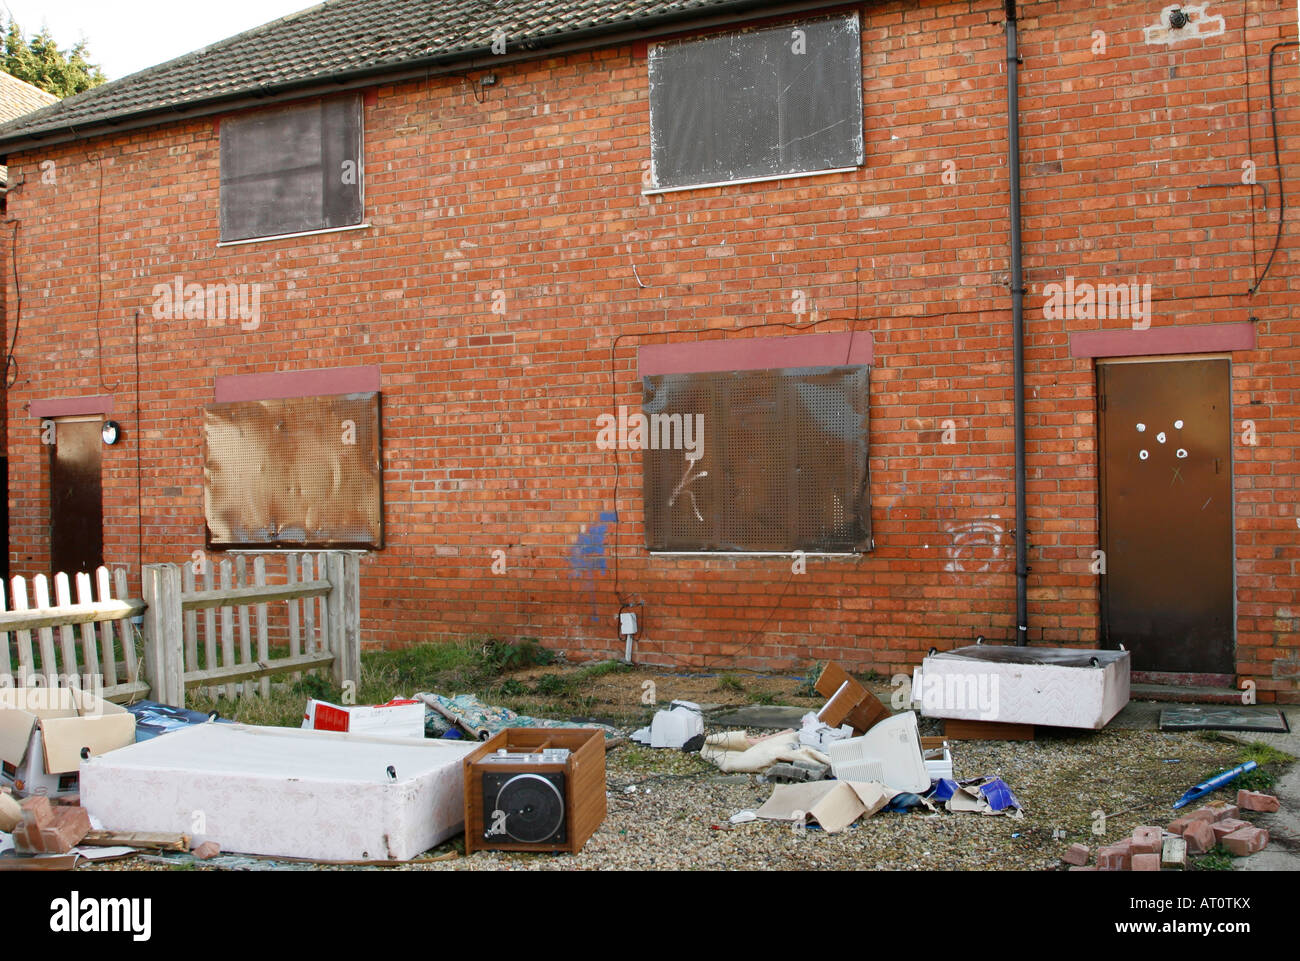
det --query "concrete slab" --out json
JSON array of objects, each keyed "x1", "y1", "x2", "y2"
[{"x1": 1235, "y1": 758, "x2": 1300, "y2": 872}]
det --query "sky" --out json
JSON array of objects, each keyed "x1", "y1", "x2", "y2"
[{"x1": 3, "y1": 0, "x2": 319, "y2": 80}]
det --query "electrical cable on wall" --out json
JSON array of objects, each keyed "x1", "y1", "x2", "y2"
[{"x1": 5, "y1": 219, "x2": 21, "y2": 389}]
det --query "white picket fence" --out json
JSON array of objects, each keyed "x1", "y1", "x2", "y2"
[
  {"x1": 0, "y1": 552, "x2": 361, "y2": 707},
  {"x1": 0, "y1": 567, "x2": 147, "y2": 701}
]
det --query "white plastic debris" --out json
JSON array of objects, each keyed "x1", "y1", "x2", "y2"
[
  {"x1": 797, "y1": 711, "x2": 853, "y2": 750},
  {"x1": 631, "y1": 700, "x2": 704, "y2": 748}
]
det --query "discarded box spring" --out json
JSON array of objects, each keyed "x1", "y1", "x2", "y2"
[
  {"x1": 81, "y1": 723, "x2": 477, "y2": 862},
  {"x1": 912, "y1": 644, "x2": 1130, "y2": 729}
]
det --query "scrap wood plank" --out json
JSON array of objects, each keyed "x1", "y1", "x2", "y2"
[
  {"x1": 80, "y1": 830, "x2": 191, "y2": 851},
  {"x1": 0, "y1": 853, "x2": 80, "y2": 871},
  {"x1": 943, "y1": 719, "x2": 1034, "y2": 741}
]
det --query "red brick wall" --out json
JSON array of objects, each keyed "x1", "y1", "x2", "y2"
[{"x1": 4, "y1": 0, "x2": 1298, "y2": 700}]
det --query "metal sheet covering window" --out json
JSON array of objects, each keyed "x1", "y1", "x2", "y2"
[
  {"x1": 643, "y1": 367, "x2": 870, "y2": 552},
  {"x1": 219, "y1": 95, "x2": 364, "y2": 242},
  {"x1": 204, "y1": 392, "x2": 383, "y2": 549},
  {"x1": 647, "y1": 14, "x2": 864, "y2": 191}
]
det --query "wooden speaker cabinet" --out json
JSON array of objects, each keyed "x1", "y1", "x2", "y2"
[{"x1": 463, "y1": 728, "x2": 606, "y2": 855}]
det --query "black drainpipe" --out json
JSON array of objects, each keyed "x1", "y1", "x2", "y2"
[{"x1": 1005, "y1": 0, "x2": 1029, "y2": 644}]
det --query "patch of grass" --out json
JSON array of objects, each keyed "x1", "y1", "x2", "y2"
[
  {"x1": 480, "y1": 637, "x2": 555, "y2": 673},
  {"x1": 1188, "y1": 736, "x2": 1292, "y2": 792},
  {"x1": 291, "y1": 672, "x2": 333, "y2": 702},
  {"x1": 1192, "y1": 845, "x2": 1235, "y2": 872},
  {"x1": 1238, "y1": 740, "x2": 1295, "y2": 767},
  {"x1": 533, "y1": 673, "x2": 570, "y2": 697},
  {"x1": 1235, "y1": 767, "x2": 1277, "y2": 792},
  {"x1": 575, "y1": 659, "x2": 632, "y2": 682},
  {"x1": 747, "y1": 690, "x2": 778, "y2": 705},
  {"x1": 187, "y1": 635, "x2": 531, "y2": 728},
  {"x1": 495, "y1": 678, "x2": 529, "y2": 697},
  {"x1": 716, "y1": 673, "x2": 745, "y2": 693}
]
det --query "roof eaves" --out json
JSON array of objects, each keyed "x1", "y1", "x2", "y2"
[{"x1": 0, "y1": 0, "x2": 834, "y2": 157}]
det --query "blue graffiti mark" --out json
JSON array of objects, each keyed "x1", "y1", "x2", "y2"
[{"x1": 570, "y1": 511, "x2": 618, "y2": 622}]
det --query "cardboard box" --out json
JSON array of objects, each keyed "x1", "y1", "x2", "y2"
[
  {"x1": 0, "y1": 688, "x2": 136, "y2": 798},
  {"x1": 82, "y1": 722, "x2": 477, "y2": 861},
  {"x1": 302, "y1": 698, "x2": 425, "y2": 739}
]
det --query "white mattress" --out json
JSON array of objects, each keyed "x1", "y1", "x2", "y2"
[
  {"x1": 912, "y1": 645, "x2": 1130, "y2": 730},
  {"x1": 80, "y1": 723, "x2": 477, "y2": 861}
]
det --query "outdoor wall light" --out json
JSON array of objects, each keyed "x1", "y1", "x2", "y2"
[{"x1": 101, "y1": 420, "x2": 122, "y2": 445}]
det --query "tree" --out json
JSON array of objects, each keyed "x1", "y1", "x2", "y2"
[{"x1": 3, "y1": 19, "x2": 106, "y2": 98}]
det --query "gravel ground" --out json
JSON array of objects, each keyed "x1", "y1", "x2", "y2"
[{"x1": 81, "y1": 720, "x2": 1266, "y2": 872}]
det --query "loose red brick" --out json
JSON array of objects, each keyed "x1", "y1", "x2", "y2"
[
  {"x1": 1132, "y1": 853, "x2": 1161, "y2": 871},
  {"x1": 37, "y1": 825, "x2": 72, "y2": 854},
  {"x1": 16, "y1": 805, "x2": 90, "y2": 854},
  {"x1": 1236, "y1": 790, "x2": 1280, "y2": 813},
  {"x1": 1211, "y1": 818, "x2": 1250, "y2": 842},
  {"x1": 1131, "y1": 826, "x2": 1161, "y2": 855},
  {"x1": 192, "y1": 841, "x2": 221, "y2": 860},
  {"x1": 1063, "y1": 843, "x2": 1090, "y2": 866},
  {"x1": 1221, "y1": 826, "x2": 1269, "y2": 857},
  {"x1": 19, "y1": 795, "x2": 54, "y2": 828},
  {"x1": 1166, "y1": 815, "x2": 1196, "y2": 837},
  {"x1": 1096, "y1": 844, "x2": 1130, "y2": 871},
  {"x1": 1202, "y1": 801, "x2": 1239, "y2": 822},
  {"x1": 1183, "y1": 819, "x2": 1216, "y2": 855},
  {"x1": 51, "y1": 806, "x2": 90, "y2": 848}
]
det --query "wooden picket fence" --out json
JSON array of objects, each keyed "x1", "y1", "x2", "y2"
[
  {"x1": 1, "y1": 552, "x2": 361, "y2": 708},
  {"x1": 0, "y1": 567, "x2": 147, "y2": 701}
]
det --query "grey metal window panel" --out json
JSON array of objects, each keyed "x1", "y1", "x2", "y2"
[
  {"x1": 643, "y1": 366, "x2": 870, "y2": 552},
  {"x1": 220, "y1": 95, "x2": 364, "y2": 242},
  {"x1": 648, "y1": 15, "x2": 864, "y2": 191}
]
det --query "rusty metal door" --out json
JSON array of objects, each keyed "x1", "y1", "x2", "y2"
[
  {"x1": 49, "y1": 418, "x2": 104, "y2": 577},
  {"x1": 1097, "y1": 358, "x2": 1233, "y2": 673}
]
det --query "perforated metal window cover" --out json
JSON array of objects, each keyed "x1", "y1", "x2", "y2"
[
  {"x1": 648, "y1": 14, "x2": 864, "y2": 192},
  {"x1": 204, "y1": 392, "x2": 383, "y2": 550},
  {"x1": 642, "y1": 366, "x2": 870, "y2": 553},
  {"x1": 220, "y1": 95, "x2": 364, "y2": 244}
]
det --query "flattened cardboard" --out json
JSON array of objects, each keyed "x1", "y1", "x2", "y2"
[{"x1": 757, "y1": 780, "x2": 893, "y2": 834}]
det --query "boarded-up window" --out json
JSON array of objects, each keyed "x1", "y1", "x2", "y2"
[
  {"x1": 204, "y1": 393, "x2": 382, "y2": 549},
  {"x1": 220, "y1": 95, "x2": 364, "y2": 243},
  {"x1": 647, "y1": 15, "x2": 863, "y2": 191},
  {"x1": 643, "y1": 367, "x2": 870, "y2": 552}
]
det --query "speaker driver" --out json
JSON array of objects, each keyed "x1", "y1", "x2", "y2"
[{"x1": 485, "y1": 772, "x2": 566, "y2": 843}]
